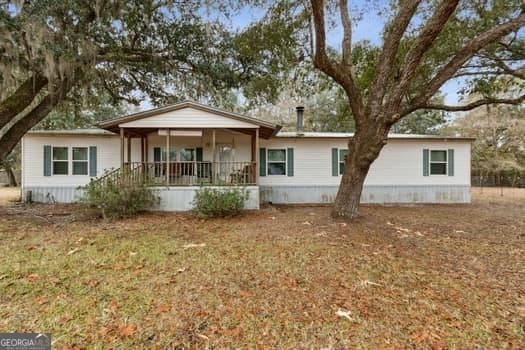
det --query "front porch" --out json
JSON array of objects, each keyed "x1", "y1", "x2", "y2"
[
  {"x1": 110, "y1": 125, "x2": 260, "y2": 187},
  {"x1": 92, "y1": 101, "x2": 281, "y2": 210}
]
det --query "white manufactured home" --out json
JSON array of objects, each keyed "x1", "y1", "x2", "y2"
[{"x1": 21, "y1": 101, "x2": 473, "y2": 210}]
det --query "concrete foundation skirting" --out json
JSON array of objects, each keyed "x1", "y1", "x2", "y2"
[
  {"x1": 260, "y1": 185, "x2": 471, "y2": 204},
  {"x1": 21, "y1": 185, "x2": 260, "y2": 210}
]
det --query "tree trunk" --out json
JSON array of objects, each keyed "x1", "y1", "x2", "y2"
[
  {"x1": 4, "y1": 164, "x2": 18, "y2": 187},
  {"x1": 332, "y1": 122, "x2": 389, "y2": 219}
]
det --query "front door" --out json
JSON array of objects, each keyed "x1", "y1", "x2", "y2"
[{"x1": 215, "y1": 144, "x2": 233, "y2": 181}]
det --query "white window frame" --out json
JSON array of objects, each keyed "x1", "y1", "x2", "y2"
[
  {"x1": 72, "y1": 147, "x2": 89, "y2": 176},
  {"x1": 429, "y1": 149, "x2": 448, "y2": 176},
  {"x1": 52, "y1": 146, "x2": 69, "y2": 176},
  {"x1": 338, "y1": 149, "x2": 348, "y2": 175},
  {"x1": 267, "y1": 148, "x2": 287, "y2": 176}
]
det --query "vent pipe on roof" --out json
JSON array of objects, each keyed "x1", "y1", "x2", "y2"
[{"x1": 296, "y1": 106, "x2": 304, "y2": 135}]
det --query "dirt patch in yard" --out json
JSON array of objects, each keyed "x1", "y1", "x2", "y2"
[
  {"x1": 0, "y1": 189, "x2": 524, "y2": 348},
  {"x1": 0, "y1": 187, "x2": 20, "y2": 205}
]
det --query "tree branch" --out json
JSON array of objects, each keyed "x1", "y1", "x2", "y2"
[
  {"x1": 388, "y1": 0, "x2": 459, "y2": 110},
  {"x1": 0, "y1": 74, "x2": 48, "y2": 130},
  {"x1": 0, "y1": 71, "x2": 79, "y2": 160},
  {"x1": 404, "y1": 10, "x2": 525, "y2": 117},
  {"x1": 310, "y1": 0, "x2": 365, "y2": 120},
  {"x1": 310, "y1": 0, "x2": 335, "y2": 72},
  {"x1": 367, "y1": 0, "x2": 422, "y2": 116},
  {"x1": 339, "y1": 0, "x2": 352, "y2": 67},
  {"x1": 452, "y1": 70, "x2": 517, "y2": 78},
  {"x1": 422, "y1": 94, "x2": 525, "y2": 112}
]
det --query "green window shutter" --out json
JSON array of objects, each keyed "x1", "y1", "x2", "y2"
[
  {"x1": 153, "y1": 147, "x2": 161, "y2": 162},
  {"x1": 43, "y1": 145, "x2": 52, "y2": 176},
  {"x1": 259, "y1": 148, "x2": 266, "y2": 177},
  {"x1": 89, "y1": 146, "x2": 97, "y2": 177},
  {"x1": 331, "y1": 148, "x2": 338, "y2": 176},
  {"x1": 196, "y1": 147, "x2": 203, "y2": 161},
  {"x1": 287, "y1": 148, "x2": 294, "y2": 176},
  {"x1": 448, "y1": 149, "x2": 454, "y2": 176},
  {"x1": 423, "y1": 149, "x2": 429, "y2": 176},
  {"x1": 153, "y1": 147, "x2": 161, "y2": 177}
]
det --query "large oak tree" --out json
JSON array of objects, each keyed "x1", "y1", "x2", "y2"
[
  {"x1": 306, "y1": 0, "x2": 524, "y2": 218},
  {"x1": 0, "y1": 0, "x2": 296, "y2": 160}
]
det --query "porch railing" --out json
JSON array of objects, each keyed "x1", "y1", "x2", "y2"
[{"x1": 122, "y1": 161, "x2": 256, "y2": 186}]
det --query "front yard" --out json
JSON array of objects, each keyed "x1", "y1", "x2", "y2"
[{"x1": 0, "y1": 188, "x2": 523, "y2": 348}]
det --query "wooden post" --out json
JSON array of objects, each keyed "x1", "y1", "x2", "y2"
[
  {"x1": 166, "y1": 129, "x2": 170, "y2": 185},
  {"x1": 144, "y1": 136, "x2": 148, "y2": 162},
  {"x1": 212, "y1": 129, "x2": 216, "y2": 184},
  {"x1": 251, "y1": 132, "x2": 256, "y2": 162},
  {"x1": 255, "y1": 128, "x2": 259, "y2": 185},
  {"x1": 127, "y1": 135, "x2": 131, "y2": 165},
  {"x1": 140, "y1": 136, "x2": 145, "y2": 163},
  {"x1": 120, "y1": 128, "x2": 125, "y2": 169}
]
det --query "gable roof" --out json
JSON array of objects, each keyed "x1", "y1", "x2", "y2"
[{"x1": 97, "y1": 100, "x2": 281, "y2": 139}]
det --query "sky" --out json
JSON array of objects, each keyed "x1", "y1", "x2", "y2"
[
  {"x1": 320, "y1": 2, "x2": 462, "y2": 106},
  {"x1": 140, "y1": 1, "x2": 464, "y2": 110},
  {"x1": 207, "y1": 1, "x2": 462, "y2": 108}
]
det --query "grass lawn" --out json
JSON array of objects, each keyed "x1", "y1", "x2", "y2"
[{"x1": 0, "y1": 187, "x2": 524, "y2": 349}]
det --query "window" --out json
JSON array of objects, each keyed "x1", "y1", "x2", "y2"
[
  {"x1": 267, "y1": 149, "x2": 286, "y2": 175},
  {"x1": 52, "y1": 147, "x2": 68, "y2": 175},
  {"x1": 161, "y1": 148, "x2": 195, "y2": 162},
  {"x1": 430, "y1": 150, "x2": 447, "y2": 175},
  {"x1": 339, "y1": 149, "x2": 348, "y2": 175},
  {"x1": 72, "y1": 147, "x2": 88, "y2": 175},
  {"x1": 179, "y1": 148, "x2": 195, "y2": 161},
  {"x1": 161, "y1": 147, "x2": 177, "y2": 162}
]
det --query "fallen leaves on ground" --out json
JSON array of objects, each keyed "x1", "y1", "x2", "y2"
[{"x1": 0, "y1": 188, "x2": 524, "y2": 348}]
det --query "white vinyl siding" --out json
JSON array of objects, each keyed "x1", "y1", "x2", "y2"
[
  {"x1": 147, "y1": 130, "x2": 252, "y2": 164},
  {"x1": 22, "y1": 135, "x2": 133, "y2": 187},
  {"x1": 22, "y1": 133, "x2": 471, "y2": 191},
  {"x1": 259, "y1": 139, "x2": 470, "y2": 186},
  {"x1": 119, "y1": 107, "x2": 258, "y2": 129}
]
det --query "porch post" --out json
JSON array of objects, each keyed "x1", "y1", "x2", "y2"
[
  {"x1": 166, "y1": 128, "x2": 170, "y2": 185},
  {"x1": 140, "y1": 136, "x2": 145, "y2": 163},
  {"x1": 212, "y1": 129, "x2": 216, "y2": 184},
  {"x1": 255, "y1": 128, "x2": 259, "y2": 185},
  {"x1": 127, "y1": 134, "x2": 131, "y2": 165},
  {"x1": 120, "y1": 128, "x2": 125, "y2": 169},
  {"x1": 144, "y1": 136, "x2": 148, "y2": 162},
  {"x1": 251, "y1": 132, "x2": 256, "y2": 161}
]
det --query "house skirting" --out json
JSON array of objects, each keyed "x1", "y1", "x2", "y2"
[
  {"x1": 21, "y1": 186, "x2": 85, "y2": 203},
  {"x1": 20, "y1": 184, "x2": 470, "y2": 207},
  {"x1": 259, "y1": 185, "x2": 471, "y2": 204},
  {"x1": 21, "y1": 185, "x2": 260, "y2": 210},
  {"x1": 151, "y1": 186, "x2": 259, "y2": 211}
]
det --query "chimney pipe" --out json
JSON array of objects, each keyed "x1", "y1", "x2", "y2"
[{"x1": 296, "y1": 106, "x2": 304, "y2": 135}]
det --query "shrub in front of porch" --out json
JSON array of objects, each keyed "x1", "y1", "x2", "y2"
[
  {"x1": 82, "y1": 176, "x2": 158, "y2": 219},
  {"x1": 192, "y1": 187, "x2": 249, "y2": 218}
]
